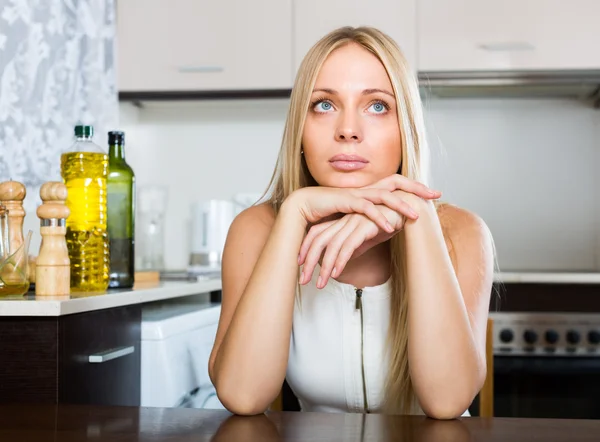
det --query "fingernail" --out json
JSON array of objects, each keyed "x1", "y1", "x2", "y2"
[
  {"x1": 298, "y1": 254, "x2": 301, "y2": 265},
  {"x1": 409, "y1": 209, "x2": 419, "y2": 218},
  {"x1": 317, "y1": 276, "x2": 323, "y2": 288},
  {"x1": 299, "y1": 271, "x2": 305, "y2": 284},
  {"x1": 332, "y1": 267, "x2": 338, "y2": 277},
  {"x1": 385, "y1": 221, "x2": 394, "y2": 232}
]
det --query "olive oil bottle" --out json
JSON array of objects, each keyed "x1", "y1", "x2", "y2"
[
  {"x1": 61, "y1": 125, "x2": 109, "y2": 292},
  {"x1": 106, "y1": 131, "x2": 135, "y2": 288}
]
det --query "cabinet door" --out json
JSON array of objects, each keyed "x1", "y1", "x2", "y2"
[
  {"x1": 59, "y1": 305, "x2": 141, "y2": 407},
  {"x1": 117, "y1": 0, "x2": 293, "y2": 92},
  {"x1": 418, "y1": 0, "x2": 600, "y2": 71},
  {"x1": 293, "y1": 0, "x2": 417, "y2": 74}
]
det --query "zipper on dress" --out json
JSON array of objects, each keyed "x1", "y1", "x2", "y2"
[{"x1": 355, "y1": 288, "x2": 370, "y2": 413}]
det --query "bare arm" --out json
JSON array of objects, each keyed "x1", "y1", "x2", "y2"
[
  {"x1": 209, "y1": 201, "x2": 307, "y2": 415},
  {"x1": 404, "y1": 195, "x2": 494, "y2": 419}
]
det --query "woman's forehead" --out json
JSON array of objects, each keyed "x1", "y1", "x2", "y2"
[{"x1": 313, "y1": 43, "x2": 393, "y2": 93}]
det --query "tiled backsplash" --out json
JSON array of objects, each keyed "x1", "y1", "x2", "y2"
[{"x1": 115, "y1": 97, "x2": 600, "y2": 272}]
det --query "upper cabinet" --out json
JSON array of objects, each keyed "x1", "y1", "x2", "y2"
[
  {"x1": 418, "y1": 0, "x2": 600, "y2": 72},
  {"x1": 116, "y1": 0, "x2": 293, "y2": 92},
  {"x1": 293, "y1": 0, "x2": 417, "y2": 75}
]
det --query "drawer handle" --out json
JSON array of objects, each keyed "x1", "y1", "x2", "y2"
[
  {"x1": 88, "y1": 346, "x2": 135, "y2": 363},
  {"x1": 177, "y1": 66, "x2": 224, "y2": 73}
]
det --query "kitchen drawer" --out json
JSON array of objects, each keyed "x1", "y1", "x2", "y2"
[{"x1": 59, "y1": 305, "x2": 141, "y2": 406}]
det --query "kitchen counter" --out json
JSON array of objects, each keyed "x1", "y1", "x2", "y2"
[
  {"x1": 1, "y1": 404, "x2": 599, "y2": 441},
  {"x1": 495, "y1": 272, "x2": 600, "y2": 284},
  {"x1": 0, "y1": 278, "x2": 222, "y2": 316}
]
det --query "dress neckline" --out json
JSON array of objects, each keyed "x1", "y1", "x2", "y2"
[{"x1": 309, "y1": 263, "x2": 392, "y2": 299}]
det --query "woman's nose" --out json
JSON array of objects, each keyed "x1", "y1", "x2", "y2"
[{"x1": 334, "y1": 112, "x2": 363, "y2": 142}]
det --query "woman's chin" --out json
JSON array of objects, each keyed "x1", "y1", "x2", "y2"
[{"x1": 318, "y1": 172, "x2": 379, "y2": 189}]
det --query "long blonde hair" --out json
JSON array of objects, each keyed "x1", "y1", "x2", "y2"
[{"x1": 263, "y1": 26, "x2": 430, "y2": 414}]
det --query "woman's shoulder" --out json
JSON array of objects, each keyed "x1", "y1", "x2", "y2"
[
  {"x1": 228, "y1": 201, "x2": 277, "y2": 236},
  {"x1": 436, "y1": 202, "x2": 489, "y2": 233},
  {"x1": 435, "y1": 202, "x2": 493, "y2": 260}
]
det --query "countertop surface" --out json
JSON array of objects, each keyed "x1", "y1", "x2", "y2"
[
  {"x1": 0, "y1": 278, "x2": 222, "y2": 317},
  {"x1": 1, "y1": 404, "x2": 599, "y2": 441}
]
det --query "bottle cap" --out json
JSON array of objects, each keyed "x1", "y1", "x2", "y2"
[
  {"x1": 74, "y1": 125, "x2": 94, "y2": 138},
  {"x1": 108, "y1": 131, "x2": 125, "y2": 145}
]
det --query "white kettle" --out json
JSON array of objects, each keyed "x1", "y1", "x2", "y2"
[{"x1": 189, "y1": 199, "x2": 235, "y2": 270}]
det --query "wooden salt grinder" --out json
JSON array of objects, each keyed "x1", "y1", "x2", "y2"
[
  {"x1": 36, "y1": 182, "x2": 70, "y2": 297},
  {"x1": 0, "y1": 180, "x2": 26, "y2": 254}
]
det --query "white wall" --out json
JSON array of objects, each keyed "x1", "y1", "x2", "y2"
[{"x1": 118, "y1": 97, "x2": 600, "y2": 272}]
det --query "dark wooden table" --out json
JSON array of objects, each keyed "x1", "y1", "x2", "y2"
[{"x1": 1, "y1": 404, "x2": 600, "y2": 441}]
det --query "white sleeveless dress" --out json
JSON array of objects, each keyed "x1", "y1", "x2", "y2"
[{"x1": 285, "y1": 265, "x2": 470, "y2": 416}]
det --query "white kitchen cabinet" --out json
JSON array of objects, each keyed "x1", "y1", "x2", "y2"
[
  {"x1": 117, "y1": 0, "x2": 293, "y2": 92},
  {"x1": 293, "y1": 0, "x2": 417, "y2": 75},
  {"x1": 418, "y1": 0, "x2": 600, "y2": 72}
]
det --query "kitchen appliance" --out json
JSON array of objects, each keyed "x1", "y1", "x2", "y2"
[
  {"x1": 140, "y1": 296, "x2": 225, "y2": 409},
  {"x1": 189, "y1": 200, "x2": 235, "y2": 272},
  {"x1": 485, "y1": 282, "x2": 600, "y2": 419}
]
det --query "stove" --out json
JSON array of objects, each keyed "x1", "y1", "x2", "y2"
[
  {"x1": 491, "y1": 312, "x2": 600, "y2": 357},
  {"x1": 484, "y1": 282, "x2": 600, "y2": 419}
]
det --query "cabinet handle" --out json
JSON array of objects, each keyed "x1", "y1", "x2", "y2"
[
  {"x1": 88, "y1": 346, "x2": 135, "y2": 363},
  {"x1": 478, "y1": 42, "x2": 535, "y2": 52},
  {"x1": 177, "y1": 66, "x2": 224, "y2": 73}
]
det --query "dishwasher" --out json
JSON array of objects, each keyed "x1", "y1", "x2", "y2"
[{"x1": 140, "y1": 295, "x2": 225, "y2": 409}]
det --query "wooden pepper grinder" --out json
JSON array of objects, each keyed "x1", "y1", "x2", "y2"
[
  {"x1": 36, "y1": 182, "x2": 70, "y2": 297},
  {"x1": 0, "y1": 180, "x2": 26, "y2": 254}
]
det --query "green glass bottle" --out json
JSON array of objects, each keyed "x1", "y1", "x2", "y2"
[{"x1": 107, "y1": 131, "x2": 135, "y2": 289}]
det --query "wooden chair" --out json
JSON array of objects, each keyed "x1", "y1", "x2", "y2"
[
  {"x1": 479, "y1": 317, "x2": 494, "y2": 417},
  {"x1": 271, "y1": 317, "x2": 495, "y2": 416}
]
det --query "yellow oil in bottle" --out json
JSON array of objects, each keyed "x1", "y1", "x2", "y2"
[{"x1": 61, "y1": 151, "x2": 109, "y2": 292}]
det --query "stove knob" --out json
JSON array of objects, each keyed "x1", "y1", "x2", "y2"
[
  {"x1": 499, "y1": 329, "x2": 514, "y2": 343},
  {"x1": 588, "y1": 330, "x2": 600, "y2": 345},
  {"x1": 566, "y1": 330, "x2": 581, "y2": 345},
  {"x1": 545, "y1": 330, "x2": 559, "y2": 345},
  {"x1": 523, "y1": 330, "x2": 538, "y2": 345}
]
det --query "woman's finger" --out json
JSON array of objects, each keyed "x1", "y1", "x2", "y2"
[
  {"x1": 317, "y1": 216, "x2": 361, "y2": 287},
  {"x1": 341, "y1": 197, "x2": 395, "y2": 234},
  {"x1": 319, "y1": 217, "x2": 378, "y2": 287},
  {"x1": 333, "y1": 222, "x2": 378, "y2": 278},
  {"x1": 367, "y1": 174, "x2": 441, "y2": 199},
  {"x1": 353, "y1": 189, "x2": 419, "y2": 221},
  {"x1": 298, "y1": 219, "x2": 336, "y2": 265},
  {"x1": 300, "y1": 217, "x2": 349, "y2": 285}
]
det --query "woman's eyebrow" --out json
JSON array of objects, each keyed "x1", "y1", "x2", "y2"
[{"x1": 312, "y1": 87, "x2": 395, "y2": 98}]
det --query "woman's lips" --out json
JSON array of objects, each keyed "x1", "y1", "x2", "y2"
[{"x1": 328, "y1": 154, "x2": 369, "y2": 171}]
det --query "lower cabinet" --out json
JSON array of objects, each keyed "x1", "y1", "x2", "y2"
[{"x1": 0, "y1": 305, "x2": 141, "y2": 406}]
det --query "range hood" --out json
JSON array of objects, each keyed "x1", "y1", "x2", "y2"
[{"x1": 418, "y1": 69, "x2": 600, "y2": 106}]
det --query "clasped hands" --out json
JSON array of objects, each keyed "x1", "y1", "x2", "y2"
[{"x1": 296, "y1": 174, "x2": 441, "y2": 289}]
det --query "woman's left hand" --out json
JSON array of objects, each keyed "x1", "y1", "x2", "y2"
[{"x1": 297, "y1": 209, "x2": 396, "y2": 288}]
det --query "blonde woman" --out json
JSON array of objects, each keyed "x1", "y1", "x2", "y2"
[{"x1": 208, "y1": 26, "x2": 494, "y2": 419}]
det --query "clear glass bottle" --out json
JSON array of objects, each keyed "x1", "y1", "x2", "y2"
[
  {"x1": 61, "y1": 125, "x2": 109, "y2": 292},
  {"x1": 136, "y1": 186, "x2": 167, "y2": 272},
  {"x1": 107, "y1": 131, "x2": 135, "y2": 289}
]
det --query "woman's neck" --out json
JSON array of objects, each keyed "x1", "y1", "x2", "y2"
[{"x1": 334, "y1": 242, "x2": 391, "y2": 288}]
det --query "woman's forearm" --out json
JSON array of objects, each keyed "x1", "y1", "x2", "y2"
[
  {"x1": 213, "y1": 200, "x2": 307, "y2": 415},
  {"x1": 403, "y1": 198, "x2": 486, "y2": 419}
]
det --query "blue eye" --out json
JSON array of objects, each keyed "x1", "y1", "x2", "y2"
[
  {"x1": 368, "y1": 102, "x2": 387, "y2": 114},
  {"x1": 314, "y1": 101, "x2": 333, "y2": 112}
]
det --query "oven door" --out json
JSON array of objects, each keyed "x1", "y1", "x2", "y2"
[{"x1": 493, "y1": 355, "x2": 600, "y2": 419}]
